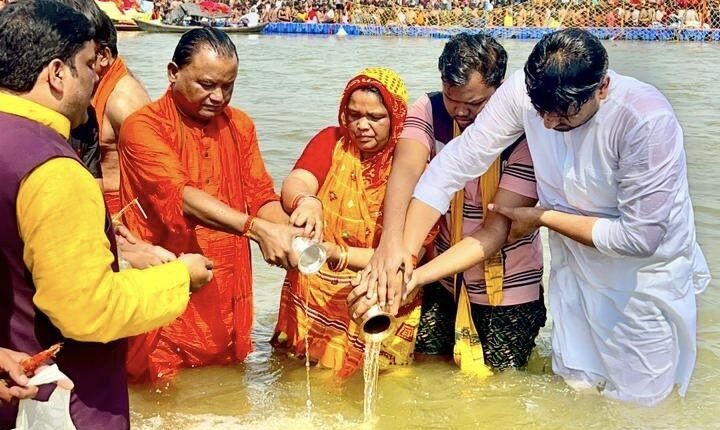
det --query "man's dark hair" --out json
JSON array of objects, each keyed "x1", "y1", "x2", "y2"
[
  {"x1": 99, "y1": 10, "x2": 118, "y2": 57},
  {"x1": 438, "y1": 33, "x2": 507, "y2": 89},
  {"x1": 172, "y1": 28, "x2": 238, "y2": 69},
  {"x1": 0, "y1": 0, "x2": 94, "y2": 93},
  {"x1": 524, "y1": 29, "x2": 609, "y2": 116},
  {"x1": 53, "y1": 0, "x2": 117, "y2": 57}
]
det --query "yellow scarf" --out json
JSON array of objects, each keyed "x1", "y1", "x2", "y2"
[
  {"x1": 449, "y1": 122, "x2": 503, "y2": 378},
  {"x1": 451, "y1": 122, "x2": 504, "y2": 306}
]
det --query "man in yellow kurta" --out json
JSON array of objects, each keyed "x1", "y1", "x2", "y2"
[{"x1": 0, "y1": 2, "x2": 212, "y2": 428}]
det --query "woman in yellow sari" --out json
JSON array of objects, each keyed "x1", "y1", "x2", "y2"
[{"x1": 272, "y1": 68, "x2": 423, "y2": 377}]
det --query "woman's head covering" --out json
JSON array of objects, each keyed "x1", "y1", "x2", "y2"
[
  {"x1": 336, "y1": 67, "x2": 408, "y2": 184},
  {"x1": 337, "y1": 67, "x2": 408, "y2": 153}
]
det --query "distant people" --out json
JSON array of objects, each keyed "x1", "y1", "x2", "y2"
[
  {"x1": 0, "y1": 1, "x2": 212, "y2": 428},
  {"x1": 240, "y1": 5, "x2": 260, "y2": 26},
  {"x1": 118, "y1": 28, "x2": 302, "y2": 383}
]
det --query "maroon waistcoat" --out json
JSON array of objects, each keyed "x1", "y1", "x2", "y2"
[{"x1": 0, "y1": 112, "x2": 129, "y2": 430}]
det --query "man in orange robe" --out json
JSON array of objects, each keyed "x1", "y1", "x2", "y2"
[
  {"x1": 91, "y1": 12, "x2": 150, "y2": 215},
  {"x1": 118, "y1": 28, "x2": 302, "y2": 383}
]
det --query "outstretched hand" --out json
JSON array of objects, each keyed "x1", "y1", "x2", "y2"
[{"x1": 352, "y1": 239, "x2": 413, "y2": 312}]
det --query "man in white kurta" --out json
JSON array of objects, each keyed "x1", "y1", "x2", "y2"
[{"x1": 409, "y1": 29, "x2": 711, "y2": 405}]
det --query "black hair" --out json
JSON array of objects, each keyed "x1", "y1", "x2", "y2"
[
  {"x1": 0, "y1": 0, "x2": 94, "y2": 93},
  {"x1": 53, "y1": 0, "x2": 116, "y2": 57},
  {"x1": 172, "y1": 27, "x2": 238, "y2": 69},
  {"x1": 101, "y1": 11, "x2": 118, "y2": 57},
  {"x1": 524, "y1": 29, "x2": 609, "y2": 116},
  {"x1": 438, "y1": 32, "x2": 507, "y2": 89}
]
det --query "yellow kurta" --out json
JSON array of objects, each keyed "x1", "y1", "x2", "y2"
[{"x1": 1, "y1": 92, "x2": 190, "y2": 343}]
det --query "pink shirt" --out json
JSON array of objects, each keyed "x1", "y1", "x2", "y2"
[{"x1": 401, "y1": 94, "x2": 543, "y2": 306}]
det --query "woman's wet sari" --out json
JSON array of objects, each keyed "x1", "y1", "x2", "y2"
[{"x1": 272, "y1": 68, "x2": 421, "y2": 377}]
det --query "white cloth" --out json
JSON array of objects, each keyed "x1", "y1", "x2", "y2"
[
  {"x1": 14, "y1": 365, "x2": 76, "y2": 430},
  {"x1": 240, "y1": 11, "x2": 259, "y2": 27},
  {"x1": 414, "y1": 69, "x2": 711, "y2": 405}
]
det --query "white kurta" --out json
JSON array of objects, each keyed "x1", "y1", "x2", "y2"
[{"x1": 414, "y1": 69, "x2": 711, "y2": 406}]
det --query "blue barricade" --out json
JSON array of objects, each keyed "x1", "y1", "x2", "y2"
[{"x1": 262, "y1": 23, "x2": 719, "y2": 42}]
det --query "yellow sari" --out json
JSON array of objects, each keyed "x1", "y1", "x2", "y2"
[{"x1": 272, "y1": 68, "x2": 420, "y2": 377}]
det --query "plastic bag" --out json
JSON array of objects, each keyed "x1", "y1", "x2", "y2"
[{"x1": 14, "y1": 364, "x2": 77, "y2": 430}]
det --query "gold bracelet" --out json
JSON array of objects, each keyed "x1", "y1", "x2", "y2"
[
  {"x1": 328, "y1": 244, "x2": 348, "y2": 272},
  {"x1": 336, "y1": 244, "x2": 349, "y2": 272}
]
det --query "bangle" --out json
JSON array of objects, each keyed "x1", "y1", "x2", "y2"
[
  {"x1": 241, "y1": 216, "x2": 257, "y2": 237},
  {"x1": 337, "y1": 245, "x2": 349, "y2": 272},
  {"x1": 328, "y1": 244, "x2": 349, "y2": 272},
  {"x1": 291, "y1": 193, "x2": 322, "y2": 211}
]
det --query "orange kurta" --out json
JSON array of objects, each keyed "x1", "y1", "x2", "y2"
[
  {"x1": 118, "y1": 90, "x2": 278, "y2": 383},
  {"x1": 92, "y1": 56, "x2": 129, "y2": 215}
]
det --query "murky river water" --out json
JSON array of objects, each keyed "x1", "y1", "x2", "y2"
[{"x1": 118, "y1": 33, "x2": 720, "y2": 429}]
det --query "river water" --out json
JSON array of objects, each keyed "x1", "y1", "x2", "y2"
[{"x1": 118, "y1": 33, "x2": 719, "y2": 430}]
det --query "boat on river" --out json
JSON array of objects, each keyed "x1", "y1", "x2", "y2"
[
  {"x1": 115, "y1": 22, "x2": 142, "y2": 31},
  {"x1": 133, "y1": 19, "x2": 267, "y2": 33}
]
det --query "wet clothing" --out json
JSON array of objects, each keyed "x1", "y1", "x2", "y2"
[
  {"x1": 416, "y1": 284, "x2": 546, "y2": 369},
  {"x1": 403, "y1": 91, "x2": 545, "y2": 369},
  {"x1": 414, "y1": 69, "x2": 711, "y2": 405},
  {"x1": 119, "y1": 90, "x2": 278, "y2": 383},
  {"x1": 272, "y1": 68, "x2": 423, "y2": 377}
]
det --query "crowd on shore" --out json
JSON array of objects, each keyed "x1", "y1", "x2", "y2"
[
  {"x1": 5, "y1": 0, "x2": 715, "y2": 29},
  {"x1": 0, "y1": 0, "x2": 712, "y2": 427},
  {"x1": 102, "y1": 0, "x2": 720, "y2": 29}
]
